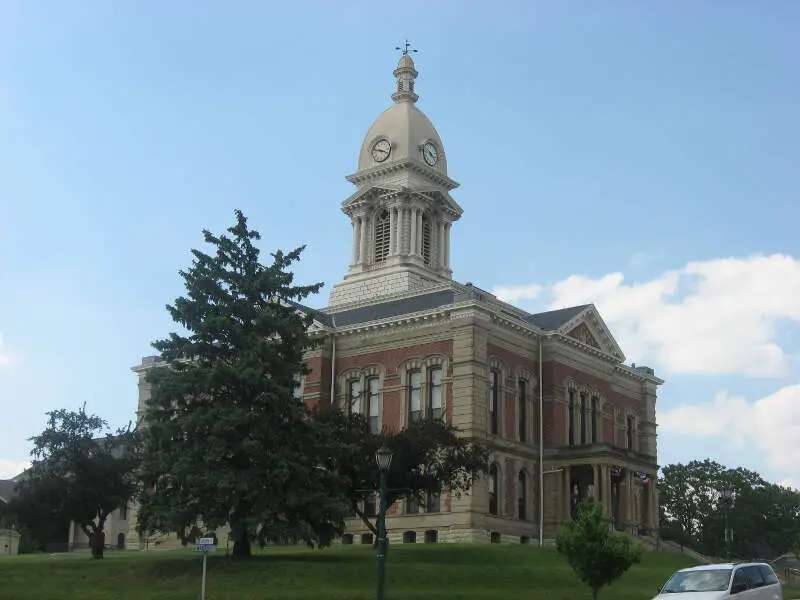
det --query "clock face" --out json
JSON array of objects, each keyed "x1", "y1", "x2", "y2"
[
  {"x1": 371, "y1": 139, "x2": 391, "y2": 163},
  {"x1": 422, "y1": 142, "x2": 439, "y2": 166}
]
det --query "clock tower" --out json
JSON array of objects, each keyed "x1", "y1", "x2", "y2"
[{"x1": 327, "y1": 52, "x2": 463, "y2": 308}]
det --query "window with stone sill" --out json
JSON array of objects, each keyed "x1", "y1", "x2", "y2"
[
  {"x1": 407, "y1": 495, "x2": 420, "y2": 514},
  {"x1": 348, "y1": 379, "x2": 362, "y2": 416},
  {"x1": 489, "y1": 370, "x2": 500, "y2": 435},
  {"x1": 428, "y1": 367, "x2": 443, "y2": 420},
  {"x1": 488, "y1": 463, "x2": 499, "y2": 515},
  {"x1": 374, "y1": 210, "x2": 390, "y2": 263},
  {"x1": 517, "y1": 471, "x2": 527, "y2": 520},
  {"x1": 591, "y1": 396, "x2": 598, "y2": 443},
  {"x1": 408, "y1": 370, "x2": 422, "y2": 423},
  {"x1": 518, "y1": 379, "x2": 527, "y2": 442},
  {"x1": 367, "y1": 376, "x2": 380, "y2": 434}
]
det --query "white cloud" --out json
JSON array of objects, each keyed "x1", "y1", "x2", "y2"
[
  {"x1": 0, "y1": 458, "x2": 30, "y2": 480},
  {"x1": 659, "y1": 385, "x2": 800, "y2": 487},
  {"x1": 494, "y1": 254, "x2": 800, "y2": 377},
  {"x1": 492, "y1": 283, "x2": 542, "y2": 304},
  {"x1": 0, "y1": 333, "x2": 9, "y2": 369}
]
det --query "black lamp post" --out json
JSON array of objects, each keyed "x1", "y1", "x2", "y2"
[
  {"x1": 375, "y1": 445, "x2": 393, "y2": 600},
  {"x1": 720, "y1": 488, "x2": 734, "y2": 559}
]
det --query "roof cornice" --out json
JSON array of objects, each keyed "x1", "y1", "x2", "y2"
[{"x1": 345, "y1": 158, "x2": 460, "y2": 191}]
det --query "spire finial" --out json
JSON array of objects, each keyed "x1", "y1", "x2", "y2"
[
  {"x1": 391, "y1": 40, "x2": 419, "y2": 104},
  {"x1": 395, "y1": 40, "x2": 418, "y2": 57}
]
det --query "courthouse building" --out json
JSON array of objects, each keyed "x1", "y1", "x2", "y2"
[{"x1": 124, "y1": 53, "x2": 663, "y2": 549}]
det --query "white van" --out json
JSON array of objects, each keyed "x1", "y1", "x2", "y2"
[{"x1": 653, "y1": 562, "x2": 783, "y2": 600}]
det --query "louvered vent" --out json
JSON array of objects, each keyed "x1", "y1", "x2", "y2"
[
  {"x1": 421, "y1": 215, "x2": 432, "y2": 265},
  {"x1": 374, "y1": 210, "x2": 390, "y2": 263}
]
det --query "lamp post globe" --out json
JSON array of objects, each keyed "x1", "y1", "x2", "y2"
[{"x1": 375, "y1": 445, "x2": 393, "y2": 472}]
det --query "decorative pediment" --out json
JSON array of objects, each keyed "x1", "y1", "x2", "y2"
[
  {"x1": 567, "y1": 323, "x2": 601, "y2": 350},
  {"x1": 557, "y1": 305, "x2": 626, "y2": 362}
]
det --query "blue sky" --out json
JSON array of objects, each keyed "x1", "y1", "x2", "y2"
[{"x1": 1, "y1": 1, "x2": 798, "y2": 486}]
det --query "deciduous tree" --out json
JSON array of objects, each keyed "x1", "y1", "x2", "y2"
[
  {"x1": 10, "y1": 406, "x2": 138, "y2": 558},
  {"x1": 556, "y1": 500, "x2": 642, "y2": 600},
  {"x1": 311, "y1": 406, "x2": 488, "y2": 536},
  {"x1": 137, "y1": 210, "x2": 350, "y2": 558}
]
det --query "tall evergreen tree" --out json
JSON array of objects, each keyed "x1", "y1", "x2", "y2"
[{"x1": 137, "y1": 210, "x2": 349, "y2": 557}]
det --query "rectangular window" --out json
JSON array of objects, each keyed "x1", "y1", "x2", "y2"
[
  {"x1": 426, "y1": 490, "x2": 441, "y2": 513},
  {"x1": 517, "y1": 472, "x2": 526, "y2": 520},
  {"x1": 591, "y1": 397, "x2": 598, "y2": 443},
  {"x1": 489, "y1": 370, "x2": 499, "y2": 435},
  {"x1": 518, "y1": 379, "x2": 527, "y2": 442},
  {"x1": 626, "y1": 415, "x2": 634, "y2": 450},
  {"x1": 348, "y1": 379, "x2": 362, "y2": 415},
  {"x1": 367, "y1": 377, "x2": 380, "y2": 434},
  {"x1": 580, "y1": 393, "x2": 587, "y2": 444},
  {"x1": 568, "y1": 390, "x2": 575, "y2": 446},
  {"x1": 489, "y1": 466, "x2": 498, "y2": 515},
  {"x1": 407, "y1": 495, "x2": 420, "y2": 514},
  {"x1": 409, "y1": 371, "x2": 422, "y2": 422},
  {"x1": 429, "y1": 367, "x2": 443, "y2": 420}
]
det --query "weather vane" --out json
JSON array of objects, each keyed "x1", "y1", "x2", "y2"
[{"x1": 395, "y1": 40, "x2": 418, "y2": 56}]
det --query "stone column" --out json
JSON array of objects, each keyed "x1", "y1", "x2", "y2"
[
  {"x1": 388, "y1": 209, "x2": 396, "y2": 256},
  {"x1": 444, "y1": 223, "x2": 451, "y2": 267},
  {"x1": 359, "y1": 216, "x2": 368, "y2": 265},
  {"x1": 438, "y1": 221, "x2": 446, "y2": 267},
  {"x1": 625, "y1": 470, "x2": 633, "y2": 526},
  {"x1": 604, "y1": 466, "x2": 612, "y2": 517},
  {"x1": 351, "y1": 218, "x2": 359, "y2": 264},
  {"x1": 410, "y1": 208, "x2": 418, "y2": 256},
  {"x1": 562, "y1": 467, "x2": 571, "y2": 520}
]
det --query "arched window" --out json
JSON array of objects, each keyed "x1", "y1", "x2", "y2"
[
  {"x1": 518, "y1": 471, "x2": 527, "y2": 520},
  {"x1": 421, "y1": 214, "x2": 431, "y2": 265},
  {"x1": 580, "y1": 393, "x2": 587, "y2": 444},
  {"x1": 367, "y1": 377, "x2": 380, "y2": 434},
  {"x1": 428, "y1": 367, "x2": 443, "y2": 420},
  {"x1": 374, "y1": 210, "x2": 390, "y2": 263},
  {"x1": 568, "y1": 390, "x2": 575, "y2": 446},
  {"x1": 488, "y1": 463, "x2": 499, "y2": 515},
  {"x1": 403, "y1": 531, "x2": 417, "y2": 544},
  {"x1": 408, "y1": 371, "x2": 422, "y2": 422},
  {"x1": 591, "y1": 396, "x2": 598, "y2": 443},
  {"x1": 489, "y1": 370, "x2": 500, "y2": 435}
]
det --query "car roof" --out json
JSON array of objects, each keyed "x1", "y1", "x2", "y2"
[{"x1": 678, "y1": 562, "x2": 771, "y2": 573}]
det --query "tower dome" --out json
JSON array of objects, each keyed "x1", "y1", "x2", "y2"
[{"x1": 356, "y1": 53, "x2": 448, "y2": 175}]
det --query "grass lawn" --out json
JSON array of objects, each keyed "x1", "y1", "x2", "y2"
[{"x1": 1, "y1": 545, "x2": 798, "y2": 600}]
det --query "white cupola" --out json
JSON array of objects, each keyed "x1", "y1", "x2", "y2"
[{"x1": 327, "y1": 51, "x2": 463, "y2": 309}]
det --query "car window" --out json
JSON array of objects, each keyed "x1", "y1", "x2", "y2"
[
  {"x1": 732, "y1": 568, "x2": 750, "y2": 591},
  {"x1": 744, "y1": 565, "x2": 765, "y2": 588},
  {"x1": 661, "y1": 568, "x2": 733, "y2": 593},
  {"x1": 757, "y1": 564, "x2": 779, "y2": 585}
]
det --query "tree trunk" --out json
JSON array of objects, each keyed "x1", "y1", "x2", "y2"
[
  {"x1": 231, "y1": 525, "x2": 251, "y2": 558},
  {"x1": 90, "y1": 530, "x2": 105, "y2": 559},
  {"x1": 592, "y1": 587, "x2": 599, "y2": 600}
]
